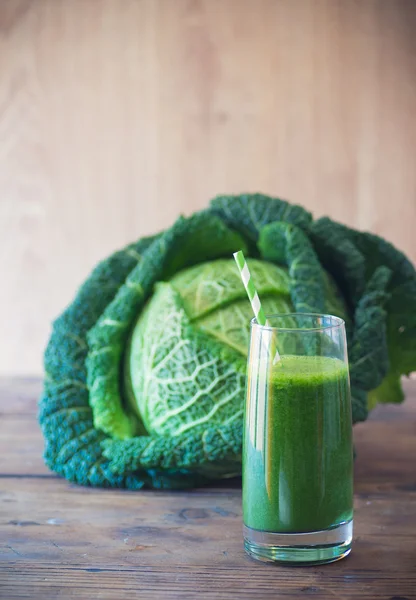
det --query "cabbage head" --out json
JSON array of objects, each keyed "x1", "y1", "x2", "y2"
[{"x1": 40, "y1": 194, "x2": 416, "y2": 489}]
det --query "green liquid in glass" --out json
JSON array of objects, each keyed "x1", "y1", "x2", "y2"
[{"x1": 243, "y1": 355, "x2": 353, "y2": 534}]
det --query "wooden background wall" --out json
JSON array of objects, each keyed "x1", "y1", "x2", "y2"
[{"x1": 1, "y1": 0, "x2": 415, "y2": 375}]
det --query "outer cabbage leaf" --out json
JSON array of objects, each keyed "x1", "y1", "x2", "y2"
[
  {"x1": 102, "y1": 420, "x2": 242, "y2": 479},
  {"x1": 210, "y1": 193, "x2": 312, "y2": 246},
  {"x1": 258, "y1": 221, "x2": 326, "y2": 313},
  {"x1": 308, "y1": 217, "x2": 367, "y2": 306},
  {"x1": 348, "y1": 266, "x2": 392, "y2": 392},
  {"x1": 309, "y1": 217, "x2": 416, "y2": 408},
  {"x1": 347, "y1": 266, "x2": 392, "y2": 422},
  {"x1": 40, "y1": 236, "x2": 158, "y2": 488}
]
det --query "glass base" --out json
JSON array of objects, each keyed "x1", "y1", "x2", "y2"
[{"x1": 243, "y1": 520, "x2": 352, "y2": 565}]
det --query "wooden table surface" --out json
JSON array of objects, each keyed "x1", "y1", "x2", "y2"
[{"x1": 0, "y1": 378, "x2": 415, "y2": 600}]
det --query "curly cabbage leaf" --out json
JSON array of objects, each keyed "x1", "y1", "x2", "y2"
[
  {"x1": 259, "y1": 221, "x2": 326, "y2": 313},
  {"x1": 211, "y1": 193, "x2": 312, "y2": 246},
  {"x1": 309, "y1": 217, "x2": 416, "y2": 408}
]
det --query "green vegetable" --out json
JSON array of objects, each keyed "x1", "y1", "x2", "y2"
[{"x1": 40, "y1": 194, "x2": 416, "y2": 489}]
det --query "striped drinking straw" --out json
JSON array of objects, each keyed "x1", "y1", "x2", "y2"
[{"x1": 233, "y1": 251, "x2": 281, "y2": 364}]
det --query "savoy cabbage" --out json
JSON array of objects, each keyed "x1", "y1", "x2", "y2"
[{"x1": 39, "y1": 194, "x2": 416, "y2": 489}]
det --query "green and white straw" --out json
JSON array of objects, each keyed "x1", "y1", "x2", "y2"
[{"x1": 233, "y1": 250, "x2": 281, "y2": 363}]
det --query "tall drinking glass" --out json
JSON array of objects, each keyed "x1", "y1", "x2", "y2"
[{"x1": 243, "y1": 314, "x2": 353, "y2": 565}]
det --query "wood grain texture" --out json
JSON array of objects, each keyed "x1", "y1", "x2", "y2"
[
  {"x1": 1, "y1": 0, "x2": 416, "y2": 375},
  {"x1": 0, "y1": 377, "x2": 416, "y2": 599}
]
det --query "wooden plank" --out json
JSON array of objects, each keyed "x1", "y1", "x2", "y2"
[
  {"x1": 0, "y1": 414, "x2": 52, "y2": 476},
  {"x1": 1, "y1": 0, "x2": 416, "y2": 376},
  {"x1": 0, "y1": 379, "x2": 416, "y2": 598},
  {"x1": 0, "y1": 480, "x2": 415, "y2": 599},
  {"x1": 0, "y1": 378, "x2": 50, "y2": 476},
  {"x1": 353, "y1": 378, "x2": 416, "y2": 495}
]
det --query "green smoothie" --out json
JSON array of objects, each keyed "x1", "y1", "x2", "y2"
[{"x1": 243, "y1": 354, "x2": 353, "y2": 533}]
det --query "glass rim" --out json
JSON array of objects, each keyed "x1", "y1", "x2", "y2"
[{"x1": 250, "y1": 312, "x2": 345, "y2": 333}]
